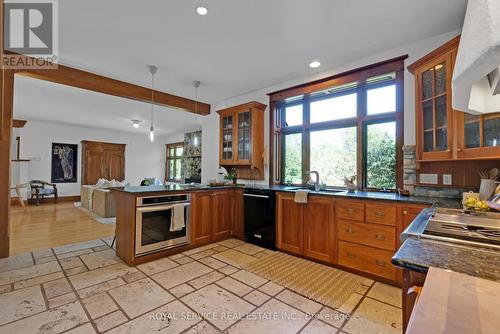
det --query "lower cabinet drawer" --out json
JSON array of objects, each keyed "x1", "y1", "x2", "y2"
[
  {"x1": 338, "y1": 241, "x2": 396, "y2": 280},
  {"x1": 338, "y1": 220, "x2": 396, "y2": 251}
]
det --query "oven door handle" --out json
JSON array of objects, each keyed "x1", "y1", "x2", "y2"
[
  {"x1": 136, "y1": 202, "x2": 190, "y2": 213},
  {"x1": 243, "y1": 193, "x2": 270, "y2": 199}
]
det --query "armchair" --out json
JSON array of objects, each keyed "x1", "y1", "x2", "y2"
[{"x1": 29, "y1": 180, "x2": 58, "y2": 205}]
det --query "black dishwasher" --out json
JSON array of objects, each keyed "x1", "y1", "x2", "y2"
[{"x1": 243, "y1": 188, "x2": 276, "y2": 250}]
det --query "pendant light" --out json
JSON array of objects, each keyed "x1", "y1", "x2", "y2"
[
  {"x1": 192, "y1": 80, "x2": 201, "y2": 147},
  {"x1": 147, "y1": 65, "x2": 158, "y2": 143}
]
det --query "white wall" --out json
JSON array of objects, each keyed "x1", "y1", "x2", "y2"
[
  {"x1": 201, "y1": 29, "x2": 462, "y2": 184},
  {"x1": 13, "y1": 121, "x2": 169, "y2": 197}
]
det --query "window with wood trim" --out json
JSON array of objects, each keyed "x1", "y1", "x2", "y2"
[
  {"x1": 270, "y1": 57, "x2": 405, "y2": 191},
  {"x1": 166, "y1": 142, "x2": 183, "y2": 182}
]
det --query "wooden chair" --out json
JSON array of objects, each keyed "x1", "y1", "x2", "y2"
[{"x1": 29, "y1": 180, "x2": 58, "y2": 205}]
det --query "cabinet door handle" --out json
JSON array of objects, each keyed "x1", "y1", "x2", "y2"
[
  {"x1": 346, "y1": 252, "x2": 357, "y2": 259},
  {"x1": 345, "y1": 228, "x2": 354, "y2": 234},
  {"x1": 403, "y1": 210, "x2": 408, "y2": 215},
  {"x1": 374, "y1": 211, "x2": 385, "y2": 218},
  {"x1": 375, "y1": 259, "x2": 386, "y2": 266},
  {"x1": 345, "y1": 208, "x2": 355, "y2": 214},
  {"x1": 375, "y1": 234, "x2": 386, "y2": 241}
]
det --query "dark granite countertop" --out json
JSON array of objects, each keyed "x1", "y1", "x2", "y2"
[
  {"x1": 111, "y1": 184, "x2": 462, "y2": 207},
  {"x1": 392, "y1": 238, "x2": 500, "y2": 282},
  {"x1": 394, "y1": 207, "x2": 500, "y2": 281}
]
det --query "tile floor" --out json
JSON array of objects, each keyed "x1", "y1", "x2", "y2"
[{"x1": 0, "y1": 237, "x2": 403, "y2": 333}]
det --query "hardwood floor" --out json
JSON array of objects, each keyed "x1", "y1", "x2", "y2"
[{"x1": 9, "y1": 202, "x2": 115, "y2": 255}]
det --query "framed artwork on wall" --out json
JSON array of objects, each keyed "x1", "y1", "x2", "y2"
[{"x1": 51, "y1": 143, "x2": 78, "y2": 183}]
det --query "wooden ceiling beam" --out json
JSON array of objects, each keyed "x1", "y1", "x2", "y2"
[{"x1": 14, "y1": 60, "x2": 210, "y2": 115}]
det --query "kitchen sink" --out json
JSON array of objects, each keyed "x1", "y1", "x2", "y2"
[{"x1": 284, "y1": 186, "x2": 343, "y2": 194}]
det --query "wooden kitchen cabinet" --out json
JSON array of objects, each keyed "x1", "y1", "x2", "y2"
[
  {"x1": 303, "y1": 196, "x2": 334, "y2": 263},
  {"x1": 212, "y1": 190, "x2": 234, "y2": 241},
  {"x1": 455, "y1": 111, "x2": 500, "y2": 159},
  {"x1": 276, "y1": 192, "x2": 304, "y2": 255},
  {"x1": 408, "y1": 37, "x2": 459, "y2": 161},
  {"x1": 232, "y1": 189, "x2": 245, "y2": 239},
  {"x1": 217, "y1": 101, "x2": 266, "y2": 179},
  {"x1": 81, "y1": 140, "x2": 125, "y2": 184},
  {"x1": 191, "y1": 191, "x2": 213, "y2": 244},
  {"x1": 338, "y1": 240, "x2": 397, "y2": 281},
  {"x1": 191, "y1": 189, "x2": 236, "y2": 244},
  {"x1": 409, "y1": 35, "x2": 500, "y2": 161},
  {"x1": 277, "y1": 192, "x2": 334, "y2": 262}
]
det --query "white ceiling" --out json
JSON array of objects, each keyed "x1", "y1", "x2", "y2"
[
  {"x1": 13, "y1": 75, "x2": 199, "y2": 137},
  {"x1": 15, "y1": 0, "x2": 467, "y2": 134},
  {"x1": 56, "y1": 0, "x2": 466, "y2": 103}
]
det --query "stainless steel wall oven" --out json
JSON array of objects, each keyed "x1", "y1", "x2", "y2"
[{"x1": 135, "y1": 194, "x2": 190, "y2": 256}]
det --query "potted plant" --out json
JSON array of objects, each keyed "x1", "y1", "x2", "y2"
[{"x1": 224, "y1": 168, "x2": 238, "y2": 185}]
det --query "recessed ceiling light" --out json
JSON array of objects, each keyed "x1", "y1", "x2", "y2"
[
  {"x1": 131, "y1": 120, "x2": 141, "y2": 128},
  {"x1": 196, "y1": 6, "x2": 208, "y2": 15},
  {"x1": 309, "y1": 61, "x2": 321, "y2": 68}
]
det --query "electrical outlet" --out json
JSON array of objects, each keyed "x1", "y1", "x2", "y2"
[
  {"x1": 443, "y1": 174, "x2": 452, "y2": 185},
  {"x1": 420, "y1": 173, "x2": 438, "y2": 184}
]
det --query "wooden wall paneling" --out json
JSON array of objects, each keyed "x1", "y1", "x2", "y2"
[
  {"x1": 418, "y1": 160, "x2": 500, "y2": 188},
  {"x1": 0, "y1": 69, "x2": 15, "y2": 258}
]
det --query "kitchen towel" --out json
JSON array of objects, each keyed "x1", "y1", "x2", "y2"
[
  {"x1": 170, "y1": 203, "x2": 185, "y2": 232},
  {"x1": 294, "y1": 189, "x2": 310, "y2": 204}
]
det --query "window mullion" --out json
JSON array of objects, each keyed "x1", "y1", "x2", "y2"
[
  {"x1": 357, "y1": 83, "x2": 367, "y2": 190},
  {"x1": 303, "y1": 97, "x2": 311, "y2": 184}
]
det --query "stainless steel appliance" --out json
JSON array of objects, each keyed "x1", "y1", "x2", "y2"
[
  {"x1": 422, "y1": 208, "x2": 500, "y2": 250},
  {"x1": 243, "y1": 188, "x2": 276, "y2": 249},
  {"x1": 135, "y1": 194, "x2": 190, "y2": 256}
]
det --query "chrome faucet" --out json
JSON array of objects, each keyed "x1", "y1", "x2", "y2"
[{"x1": 305, "y1": 171, "x2": 321, "y2": 191}]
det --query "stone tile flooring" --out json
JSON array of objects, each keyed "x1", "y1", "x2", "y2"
[{"x1": 0, "y1": 237, "x2": 403, "y2": 333}]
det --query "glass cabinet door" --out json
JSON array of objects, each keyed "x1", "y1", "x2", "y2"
[
  {"x1": 483, "y1": 114, "x2": 500, "y2": 147},
  {"x1": 464, "y1": 113, "x2": 480, "y2": 148},
  {"x1": 237, "y1": 111, "x2": 252, "y2": 161},
  {"x1": 420, "y1": 61, "x2": 450, "y2": 153},
  {"x1": 459, "y1": 111, "x2": 500, "y2": 159},
  {"x1": 221, "y1": 115, "x2": 233, "y2": 161}
]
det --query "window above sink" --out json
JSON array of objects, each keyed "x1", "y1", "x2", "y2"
[{"x1": 270, "y1": 58, "x2": 405, "y2": 191}]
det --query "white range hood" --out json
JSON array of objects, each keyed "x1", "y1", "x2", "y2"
[{"x1": 452, "y1": 0, "x2": 500, "y2": 115}]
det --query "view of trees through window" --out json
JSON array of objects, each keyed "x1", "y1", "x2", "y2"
[
  {"x1": 366, "y1": 122, "x2": 396, "y2": 189},
  {"x1": 283, "y1": 133, "x2": 302, "y2": 184},
  {"x1": 166, "y1": 143, "x2": 183, "y2": 181},
  {"x1": 278, "y1": 68, "x2": 401, "y2": 190},
  {"x1": 310, "y1": 127, "x2": 357, "y2": 187}
]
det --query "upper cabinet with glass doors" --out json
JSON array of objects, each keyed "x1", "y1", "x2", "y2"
[
  {"x1": 409, "y1": 35, "x2": 500, "y2": 161},
  {"x1": 217, "y1": 101, "x2": 266, "y2": 178},
  {"x1": 409, "y1": 37, "x2": 457, "y2": 161}
]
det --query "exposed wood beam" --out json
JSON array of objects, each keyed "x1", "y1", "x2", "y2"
[
  {"x1": 14, "y1": 60, "x2": 211, "y2": 115},
  {"x1": 12, "y1": 119, "x2": 27, "y2": 128}
]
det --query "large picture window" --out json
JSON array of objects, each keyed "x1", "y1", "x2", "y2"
[{"x1": 271, "y1": 57, "x2": 405, "y2": 190}]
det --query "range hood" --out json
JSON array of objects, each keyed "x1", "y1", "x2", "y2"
[{"x1": 452, "y1": 0, "x2": 500, "y2": 114}]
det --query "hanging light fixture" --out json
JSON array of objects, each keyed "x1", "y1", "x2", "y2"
[
  {"x1": 192, "y1": 80, "x2": 201, "y2": 147},
  {"x1": 147, "y1": 65, "x2": 158, "y2": 143}
]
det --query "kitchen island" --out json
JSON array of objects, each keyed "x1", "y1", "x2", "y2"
[
  {"x1": 111, "y1": 184, "x2": 461, "y2": 271},
  {"x1": 392, "y1": 208, "x2": 500, "y2": 332}
]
